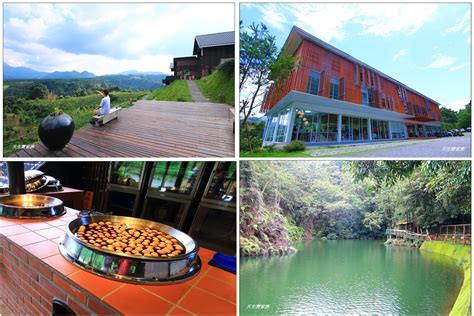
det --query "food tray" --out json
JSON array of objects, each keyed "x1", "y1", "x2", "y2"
[{"x1": 58, "y1": 215, "x2": 201, "y2": 284}]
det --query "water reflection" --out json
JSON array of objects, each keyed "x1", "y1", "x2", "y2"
[{"x1": 240, "y1": 240, "x2": 463, "y2": 315}]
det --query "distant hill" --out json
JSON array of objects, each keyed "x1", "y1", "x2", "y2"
[
  {"x1": 116, "y1": 70, "x2": 167, "y2": 76},
  {"x1": 4, "y1": 63, "x2": 96, "y2": 80},
  {"x1": 43, "y1": 70, "x2": 96, "y2": 79},
  {"x1": 4, "y1": 63, "x2": 168, "y2": 80},
  {"x1": 4, "y1": 64, "x2": 48, "y2": 80}
]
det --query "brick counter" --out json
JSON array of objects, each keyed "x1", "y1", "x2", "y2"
[{"x1": 0, "y1": 208, "x2": 236, "y2": 315}]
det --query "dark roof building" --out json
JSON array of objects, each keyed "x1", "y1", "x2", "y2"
[{"x1": 170, "y1": 31, "x2": 234, "y2": 81}]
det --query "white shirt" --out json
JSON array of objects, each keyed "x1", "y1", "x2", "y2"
[{"x1": 100, "y1": 95, "x2": 111, "y2": 115}]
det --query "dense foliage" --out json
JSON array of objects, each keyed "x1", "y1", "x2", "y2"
[
  {"x1": 241, "y1": 161, "x2": 471, "y2": 256},
  {"x1": 239, "y1": 121, "x2": 265, "y2": 152},
  {"x1": 441, "y1": 102, "x2": 471, "y2": 130}
]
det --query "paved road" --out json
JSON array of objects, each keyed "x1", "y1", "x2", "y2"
[
  {"x1": 359, "y1": 134, "x2": 471, "y2": 158},
  {"x1": 186, "y1": 80, "x2": 209, "y2": 102}
]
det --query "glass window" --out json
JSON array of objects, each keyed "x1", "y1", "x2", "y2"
[
  {"x1": 352, "y1": 117, "x2": 360, "y2": 141},
  {"x1": 276, "y1": 108, "x2": 291, "y2": 142},
  {"x1": 205, "y1": 162, "x2": 236, "y2": 202},
  {"x1": 341, "y1": 116, "x2": 351, "y2": 141},
  {"x1": 327, "y1": 114, "x2": 338, "y2": 141},
  {"x1": 318, "y1": 114, "x2": 329, "y2": 142},
  {"x1": 110, "y1": 162, "x2": 144, "y2": 187},
  {"x1": 329, "y1": 77, "x2": 340, "y2": 99},
  {"x1": 150, "y1": 162, "x2": 204, "y2": 195},
  {"x1": 361, "y1": 88, "x2": 369, "y2": 106},
  {"x1": 307, "y1": 70, "x2": 320, "y2": 95},
  {"x1": 264, "y1": 115, "x2": 278, "y2": 142},
  {"x1": 371, "y1": 119, "x2": 390, "y2": 140},
  {"x1": 391, "y1": 122, "x2": 406, "y2": 139},
  {"x1": 293, "y1": 109, "x2": 319, "y2": 142},
  {"x1": 360, "y1": 118, "x2": 368, "y2": 140}
]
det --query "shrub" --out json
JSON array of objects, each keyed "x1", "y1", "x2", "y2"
[{"x1": 284, "y1": 140, "x2": 306, "y2": 152}]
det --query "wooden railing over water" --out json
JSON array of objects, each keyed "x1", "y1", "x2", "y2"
[
  {"x1": 386, "y1": 229, "x2": 428, "y2": 241},
  {"x1": 386, "y1": 224, "x2": 471, "y2": 245}
]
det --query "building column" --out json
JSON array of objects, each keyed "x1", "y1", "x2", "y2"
[
  {"x1": 388, "y1": 121, "x2": 393, "y2": 140},
  {"x1": 285, "y1": 106, "x2": 296, "y2": 143},
  {"x1": 368, "y1": 118, "x2": 372, "y2": 141},
  {"x1": 337, "y1": 114, "x2": 342, "y2": 143},
  {"x1": 404, "y1": 124, "x2": 409, "y2": 139}
]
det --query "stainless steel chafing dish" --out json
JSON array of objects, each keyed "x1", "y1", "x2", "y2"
[
  {"x1": 0, "y1": 194, "x2": 65, "y2": 218},
  {"x1": 58, "y1": 215, "x2": 201, "y2": 284}
]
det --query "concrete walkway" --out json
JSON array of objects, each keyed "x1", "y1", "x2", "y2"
[
  {"x1": 308, "y1": 134, "x2": 471, "y2": 158},
  {"x1": 186, "y1": 80, "x2": 209, "y2": 102}
]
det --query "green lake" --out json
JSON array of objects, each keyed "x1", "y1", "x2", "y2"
[{"x1": 240, "y1": 240, "x2": 463, "y2": 315}]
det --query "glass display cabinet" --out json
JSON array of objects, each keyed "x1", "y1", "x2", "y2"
[
  {"x1": 141, "y1": 162, "x2": 206, "y2": 229},
  {"x1": 189, "y1": 162, "x2": 236, "y2": 255},
  {"x1": 106, "y1": 162, "x2": 146, "y2": 217}
]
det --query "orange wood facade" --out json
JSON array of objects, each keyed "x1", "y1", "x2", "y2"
[{"x1": 262, "y1": 30, "x2": 441, "y2": 122}]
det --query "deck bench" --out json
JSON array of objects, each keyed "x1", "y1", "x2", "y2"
[{"x1": 93, "y1": 107, "x2": 122, "y2": 126}]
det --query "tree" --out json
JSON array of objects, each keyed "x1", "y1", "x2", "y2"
[
  {"x1": 239, "y1": 22, "x2": 278, "y2": 126},
  {"x1": 27, "y1": 82, "x2": 48, "y2": 100},
  {"x1": 457, "y1": 101, "x2": 471, "y2": 129}
]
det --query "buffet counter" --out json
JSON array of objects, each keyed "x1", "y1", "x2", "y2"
[{"x1": 0, "y1": 208, "x2": 236, "y2": 315}]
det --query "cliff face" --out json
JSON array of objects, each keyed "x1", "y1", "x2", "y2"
[{"x1": 240, "y1": 185, "x2": 296, "y2": 256}]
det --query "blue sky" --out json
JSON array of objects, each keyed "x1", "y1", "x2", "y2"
[
  {"x1": 240, "y1": 3, "x2": 471, "y2": 111},
  {"x1": 4, "y1": 3, "x2": 234, "y2": 75}
]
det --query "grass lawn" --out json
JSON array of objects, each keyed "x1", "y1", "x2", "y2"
[
  {"x1": 241, "y1": 150, "x2": 312, "y2": 157},
  {"x1": 195, "y1": 68, "x2": 234, "y2": 105},
  {"x1": 149, "y1": 80, "x2": 192, "y2": 102}
]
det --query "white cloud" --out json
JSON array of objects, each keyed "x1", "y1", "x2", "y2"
[
  {"x1": 258, "y1": 3, "x2": 439, "y2": 42},
  {"x1": 440, "y1": 99, "x2": 470, "y2": 111},
  {"x1": 425, "y1": 53, "x2": 456, "y2": 69},
  {"x1": 4, "y1": 3, "x2": 234, "y2": 73},
  {"x1": 393, "y1": 49, "x2": 408, "y2": 61},
  {"x1": 4, "y1": 41, "x2": 175, "y2": 75},
  {"x1": 288, "y1": 4, "x2": 359, "y2": 41},
  {"x1": 257, "y1": 4, "x2": 287, "y2": 31},
  {"x1": 448, "y1": 63, "x2": 469, "y2": 72},
  {"x1": 355, "y1": 4, "x2": 438, "y2": 37},
  {"x1": 446, "y1": 10, "x2": 470, "y2": 34}
]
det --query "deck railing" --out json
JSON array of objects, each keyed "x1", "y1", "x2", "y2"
[
  {"x1": 386, "y1": 225, "x2": 471, "y2": 245},
  {"x1": 386, "y1": 229, "x2": 428, "y2": 241}
]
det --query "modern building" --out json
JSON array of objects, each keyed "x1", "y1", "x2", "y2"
[
  {"x1": 261, "y1": 26, "x2": 442, "y2": 146},
  {"x1": 170, "y1": 31, "x2": 234, "y2": 80}
]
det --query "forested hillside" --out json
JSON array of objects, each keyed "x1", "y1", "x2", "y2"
[
  {"x1": 4, "y1": 74, "x2": 165, "y2": 98},
  {"x1": 240, "y1": 161, "x2": 471, "y2": 256}
]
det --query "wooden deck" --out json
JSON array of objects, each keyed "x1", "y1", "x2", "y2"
[{"x1": 12, "y1": 100, "x2": 235, "y2": 158}]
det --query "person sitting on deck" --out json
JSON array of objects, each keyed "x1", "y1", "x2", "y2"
[{"x1": 90, "y1": 89, "x2": 110, "y2": 123}]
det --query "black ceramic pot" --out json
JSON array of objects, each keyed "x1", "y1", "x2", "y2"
[{"x1": 38, "y1": 113, "x2": 75, "y2": 150}]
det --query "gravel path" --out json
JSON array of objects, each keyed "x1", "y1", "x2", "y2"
[{"x1": 186, "y1": 80, "x2": 209, "y2": 102}]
